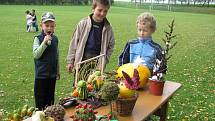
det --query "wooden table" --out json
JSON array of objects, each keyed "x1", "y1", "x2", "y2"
[
  {"x1": 65, "y1": 81, "x2": 181, "y2": 121},
  {"x1": 25, "y1": 81, "x2": 181, "y2": 121}
]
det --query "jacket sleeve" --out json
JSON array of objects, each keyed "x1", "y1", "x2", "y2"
[
  {"x1": 105, "y1": 28, "x2": 115, "y2": 64},
  {"x1": 66, "y1": 23, "x2": 81, "y2": 65},
  {"x1": 57, "y1": 41, "x2": 60, "y2": 75},
  {"x1": 118, "y1": 42, "x2": 130, "y2": 66},
  {"x1": 156, "y1": 46, "x2": 167, "y2": 74},
  {"x1": 33, "y1": 37, "x2": 48, "y2": 59}
]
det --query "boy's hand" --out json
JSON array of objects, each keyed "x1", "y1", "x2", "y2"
[
  {"x1": 44, "y1": 35, "x2": 52, "y2": 44},
  {"x1": 56, "y1": 73, "x2": 60, "y2": 80},
  {"x1": 67, "y1": 64, "x2": 74, "y2": 73}
]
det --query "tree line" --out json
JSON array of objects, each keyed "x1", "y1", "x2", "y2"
[{"x1": 0, "y1": 0, "x2": 114, "y2": 5}]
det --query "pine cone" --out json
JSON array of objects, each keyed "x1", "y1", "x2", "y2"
[{"x1": 44, "y1": 104, "x2": 65, "y2": 121}]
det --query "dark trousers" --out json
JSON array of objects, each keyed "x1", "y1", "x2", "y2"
[
  {"x1": 32, "y1": 22, "x2": 39, "y2": 32},
  {"x1": 34, "y1": 78, "x2": 56, "y2": 110},
  {"x1": 26, "y1": 25, "x2": 30, "y2": 31}
]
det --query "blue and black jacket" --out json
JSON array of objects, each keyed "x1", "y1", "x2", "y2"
[{"x1": 118, "y1": 37, "x2": 167, "y2": 73}]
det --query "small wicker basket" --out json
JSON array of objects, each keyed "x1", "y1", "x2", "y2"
[{"x1": 112, "y1": 93, "x2": 138, "y2": 116}]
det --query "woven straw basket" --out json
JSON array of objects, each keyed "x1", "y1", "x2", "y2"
[{"x1": 112, "y1": 93, "x2": 138, "y2": 116}]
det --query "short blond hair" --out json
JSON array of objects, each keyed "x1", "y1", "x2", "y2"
[{"x1": 136, "y1": 12, "x2": 156, "y2": 32}]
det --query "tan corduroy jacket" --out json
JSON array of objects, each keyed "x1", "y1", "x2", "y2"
[{"x1": 67, "y1": 14, "x2": 115, "y2": 71}]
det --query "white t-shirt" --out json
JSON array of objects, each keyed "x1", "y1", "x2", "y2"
[{"x1": 26, "y1": 14, "x2": 32, "y2": 25}]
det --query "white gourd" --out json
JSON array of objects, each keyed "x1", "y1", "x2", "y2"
[{"x1": 32, "y1": 111, "x2": 46, "y2": 121}]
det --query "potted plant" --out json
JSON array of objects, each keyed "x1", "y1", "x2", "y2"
[
  {"x1": 149, "y1": 59, "x2": 166, "y2": 96},
  {"x1": 149, "y1": 19, "x2": 177, "y2": 96}
]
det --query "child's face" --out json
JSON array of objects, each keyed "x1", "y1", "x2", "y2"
[
  {"x1": 137, "y1": 22, "x2": 153, "y2": 38},
  {"x1": 92, "y1": 3, "x2": 109, "y2": 22},
  {"x1": 41, "y1": 21, "x2": 56, "y2": 35}
]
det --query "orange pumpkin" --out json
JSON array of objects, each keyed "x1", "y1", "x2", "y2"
[
  {"x1": 71, "y1": 88, "x2": 78, "y2": 97},
  {"x1": 87, "y1": 84, "x2": 94, "y2": 92}
]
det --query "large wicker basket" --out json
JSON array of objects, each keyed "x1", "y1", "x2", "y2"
[{"x1": 112, "y1": 93, "x2": 138, "y2": 116}]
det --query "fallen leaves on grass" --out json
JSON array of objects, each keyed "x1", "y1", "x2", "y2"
[{"x1": 0, "y1": 91, "x2": 4, "y2": 97}]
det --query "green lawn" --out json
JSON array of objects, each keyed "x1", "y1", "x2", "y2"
[{"x1": 0, "y1": 5, "x2": 215, "y2": 120}]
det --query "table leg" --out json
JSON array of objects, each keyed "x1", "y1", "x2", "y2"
[{"x1": 154, "y1": 100, "x2": 168, "y2": 121}]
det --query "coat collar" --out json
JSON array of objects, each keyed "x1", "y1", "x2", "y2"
[
  {"x1": 88, "y1": 13, "x2": 110, "y2": 30},
  {"x1": 138, "y1": 37, "x2": 152, "y2": 43}
]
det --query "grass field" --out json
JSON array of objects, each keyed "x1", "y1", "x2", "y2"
[{"x1": 0, "y1": 5, "x2": 215, "y2": 120}]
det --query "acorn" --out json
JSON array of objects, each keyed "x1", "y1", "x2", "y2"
[
  {"x1": 83, "y1": 104, "x2": 87, "y2": 109},
  {"x1": 73, "y1": 118, "x2": 78, "y2": 121},
  {"x1": 70, "y1": 115, "x2": 74, "y2": 118},
  {"x1": 88, "y1": 105, "x2": 92, "y2": 109},
  {"x1": 89, "y1": 109, "x2": 93, "y2": 113},
  {"x1": 93, "y1": 111, "x2": 98, "y2": 114},
  {"x1": 88, "y1": 117, "x2": 93, "y2": 121}
]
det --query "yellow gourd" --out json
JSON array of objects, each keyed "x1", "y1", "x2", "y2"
[
  {"x1": 118, "y1": 82, "x2": 135, "y2": 98},
  {"x1": 116, "y1": 63, "x2": 151, "y2": 88}
]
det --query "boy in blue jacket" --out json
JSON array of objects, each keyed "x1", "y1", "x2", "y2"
[
  {"x1": 33, "y1": 12, "x2": 60, "y2": 110},
  {"x1": 118, "y1": 12, "x2": 166, "y2": 74}
]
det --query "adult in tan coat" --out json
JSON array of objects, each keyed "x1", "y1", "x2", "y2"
[{"x1": 67, "y1": 0, "x2": 115, "y2": 75}]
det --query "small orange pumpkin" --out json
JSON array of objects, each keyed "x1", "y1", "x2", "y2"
[{"x1": 71, "y1": 88, "x2": 78, "y2": 97}]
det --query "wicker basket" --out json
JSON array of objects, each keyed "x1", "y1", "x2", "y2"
[{"x1": 112, "y1": 93, "x2": 138, "y2": 116}]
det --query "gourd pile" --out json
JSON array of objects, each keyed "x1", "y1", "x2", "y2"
[
  {"x1": 3, "y1": 105, "x2": 36, "y2": 121},
  {"x1": 71, "y1": 71, "x2": 104, "y2": 100}
]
